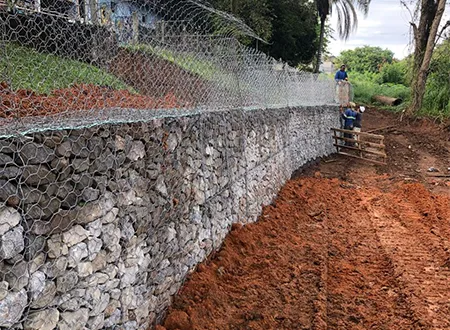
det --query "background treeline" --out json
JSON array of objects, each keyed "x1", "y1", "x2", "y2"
[
  {"x1": 333, "y1": 43, "x2": 450, "y2": 118},
  {"x1": 210, "y1": 0, "x2": 320, "y2": 67}
]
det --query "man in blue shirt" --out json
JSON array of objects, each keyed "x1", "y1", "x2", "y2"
[
  {"x1": 335, "y1": 65, "x2": 348, "y2": 81},
  {"x1": 342, "y1": 104, "x2": 357, "y2": 145}
]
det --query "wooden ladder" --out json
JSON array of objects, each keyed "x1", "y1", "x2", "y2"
[{"x1": 331, "y1": 128, "x2": 387, "y2": 165}]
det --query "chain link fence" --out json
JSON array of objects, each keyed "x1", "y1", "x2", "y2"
[
  {"x1": 0, "y1": 0, "x2": 337, "y2": 328},
  {"x1": 0, "y1": 0, "x2": 336, "y2": 136}
]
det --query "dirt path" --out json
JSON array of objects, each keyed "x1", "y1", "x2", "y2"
[{"x1": 158, "y1": 108, "x2": 450, "y2": 330}]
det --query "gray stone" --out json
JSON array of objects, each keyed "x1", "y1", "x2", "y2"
[
  {"x1": 59, "y1": 308, "x2": 89, "y2": 330},
  {"x1": 77, "y1": 262, "x2": 93, "y2": 278},
  {"x1": 0, "y1": 281, "x2": 8, "y2": 300},
  {"x1": 120, "y1": 286, "x2": 137, "y2": 310},
  {"x1": 82, "y1": 187, "x2": 100, "y2": 202},
  {"x1": 90, "y1": 292, "x2": 110, "y2": 316},
  {"x1": 99, "y1": 278, "x2": 120, "y2": 291},
  {"x1": 24, "y1": 234, "x2": 46, "y2": 261},
  {"x1": 23, "y1": 165, "x2": 57, "y2": 186},
  {"x1": 57, "y1": 271, "x2": 78, "y2": 293},
  {"x1": 0, "y1": 289, "x2": 27, "y2": 327},
  {"x1": 29, "y1": 252, "x2": 46, "y2": 274},
  {"x1": 0, "y1": 166, "x2": 21, "y2": 179},
  {"x1": 28, "y1": 270, "x2": 46, "y2": 298},
  {"x1": 104, "y1": 308, "x2": 121, "y2": 328},
  {"x1": 59, "y1": 296, "x2": 83, "y2": 311},
  {"x1": 24, "y1": 308, "x2": 59, "y2": 330},
  {"x1": 101, "y1": 223, "x2": 121, "y2": 249},
  {"x1": 91, "y1": 250, "x2": 107, "y2": 273},
  {"x1": 0, "y1": 180, "x2": 17, "y2": 204},
  {"x1": 155, "y1": 175, "x2": 168, "y2": 197},
  {"x1": 87, "y1": 219, "x2": 102, "y2": 238},
  {"x1": 115, "y1": 135, "x2": 126, "y2": 151},
  {"x1": 30, "y1": 280, "x2": 56, "y2": 309},
  {"x1": 101, "y1": 207, "x2": 119, "y2": 224},
  {"x1": 63, "y1": 225, "x2": 89, "y2": 247},
  {"x1": 119, "y1": 264, "x2": 138, "y2": 288},
  {"x1": 0, "y1": 207, "x2": 21, "y2": 235},
  {"x1": 87, "y1": 237, "x2": 102, "y2": 261},
  {"x1": 20, "y1": 142, "x2": 55, "y2": 165},
  {"x1": 56, "y1": 140, "x2": 72, "y2": 157},
  {"x1": 127, "y1": 141, "x2": 145, "y2": 161},
  {"x1": 87, "y1": 314, "x2": 105, "y2": 330},
  {"x1": 84, "y1": 272, "x2": 109, "y2": 287},
  {"x1": 68, "y1": 242, "x2": 88, "y2": 267},
  {"x1": 0, "y1": 153, "x2": 13, "y2": 166},
  {"x1": 72, "y1": 158, "x2": 90, "y2": 173},
  {"x1": 42, "y1": 256, "x2": 68, "y2": 278},
  {"x1": 3, "y1": 260, "x2": 29, "y2": 290},
  {"x1": 109, "y1": 288, "x2": 121, "y2": 300},
  {"x1": 47, "y1": 234, "x2": 69, "y2": 259}
]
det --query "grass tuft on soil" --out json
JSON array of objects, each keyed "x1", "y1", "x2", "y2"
[{"x1": 1, "y1": 43, "x2": 132, "y2": 94}]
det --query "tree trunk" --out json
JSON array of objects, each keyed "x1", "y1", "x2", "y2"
[
  {"x1": 314, "y1": 16, "x2": 326, "y2": 74},
  {"x1": 409, "y1": 0, "x2": 445, "y2": 115}
]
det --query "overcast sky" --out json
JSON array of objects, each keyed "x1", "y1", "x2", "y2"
[{"x1": 329, "y1": 0, "x2": 450, "y2": 59}]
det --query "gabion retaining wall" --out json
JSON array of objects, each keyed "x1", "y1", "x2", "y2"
[{"x1": 0, "y1": 106, "x2": 339, "y2": 329}]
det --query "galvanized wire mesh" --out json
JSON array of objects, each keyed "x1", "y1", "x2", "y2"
[
  {"x1": 0, "y1": 0, "x2": 336, "y2": 136},
  {"x1": 0, "y1": 1, "x2": 337, "y2": 328}
]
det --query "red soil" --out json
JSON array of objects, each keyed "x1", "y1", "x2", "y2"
[
  {"x1": 158, "y1": 108, "x2": 450, "y2": 330},
  {"x1": 0, "y1": 82, "x2": 187, "y2": 118}
]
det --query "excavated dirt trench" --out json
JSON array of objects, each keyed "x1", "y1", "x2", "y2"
[{"x1": 159, "y1": 108, "x2": 450, "y2": 330}]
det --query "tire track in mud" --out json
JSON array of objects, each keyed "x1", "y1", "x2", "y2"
[
  {"x1": 367, "y1": 187, "x2": 450, "y2": 330},
  {"x1": 324, "y1": 185, "x2": 417, "y2": 330}
]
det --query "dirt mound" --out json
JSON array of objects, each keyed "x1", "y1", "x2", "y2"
[
  {"x1": 0, "y1": 82, "x2": 186, "y2": 118},
  {"x1": 160, "y1": 107, "x2": 450, "y2": 330}
]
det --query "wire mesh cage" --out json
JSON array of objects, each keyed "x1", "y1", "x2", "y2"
[
  {"x1": 0, "y1": 1, "x2": 337, "y2": 329},
  {"x1": 0, "y1": 0, "x2": 336, "y2": 136}
]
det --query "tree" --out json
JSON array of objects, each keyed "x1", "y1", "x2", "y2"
[
  {"x1": 314, "y1": 0, "x2": 371, "y2": 73},
  {"x1": 211, "y1": 0, "x2": 319, "y2": 66},
  {"x1": 405, "y1": 0, "x2": 449, "y2": 115},
  {"x1": 264, "y1": 0, "x2": 318, "y2": 66},
  {"x1": 336, "y1": 46, "x2": 394, "y2": 73},
  {"x1": 210, "y1": 0, "x2": 273, "y2": 43}
]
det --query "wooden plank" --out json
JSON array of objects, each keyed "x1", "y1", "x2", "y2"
[
  {"x1": 366, "y1": 125, "x2": 397, "y2": 134},
  {"x1": 333, "y1": 136, "x2": 385, "y2": 149},
  {"x1": 334, "y1": 144, "x2": 387, "y2": 157},
  {"x1": 337, "y1": 151, "x2": 387, "y2": 165},
  {"x1": 331, "y1": 128, "x2": 384, "y2": 140}
]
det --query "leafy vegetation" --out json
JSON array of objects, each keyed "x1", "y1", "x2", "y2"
[
  {"x1": 420, "y1": 40, "x2": 450, "y2": 119},
  {"x1": 336, "y1": 46, "x2": 394, "y2": 73},
  {"x1": 1, "y1": 43, "x2": 131, "y2": 94},
  {"x1": 211, "y1": 0, "x2": 319, "y2": 67}
]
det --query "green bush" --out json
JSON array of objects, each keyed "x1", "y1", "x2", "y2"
[
  {"x1": 379, "y1": 60, "x2": 409, "y2": 86},
  {"x1": 348, "y1": 71, "x2": 410, "y2": 105}
]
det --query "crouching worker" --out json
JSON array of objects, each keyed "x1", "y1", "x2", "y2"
[
  {"x1": 353, "y1": 106, "x2": 365, "y2": 145},
  {"x1": 342, "y1": 103, "x2": 357, "y2": 146}
]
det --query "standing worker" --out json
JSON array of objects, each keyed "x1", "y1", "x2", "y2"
[
  {"x1": 335, "y1": 65, "x2": 350, "y2": 107},
  {"x1": 335, "y1": 65, "x2": 348, "y2": 82}
]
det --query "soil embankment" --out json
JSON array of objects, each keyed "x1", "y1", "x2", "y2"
[{"x1": 160, "y1": 108, "x2": 450, "y2": 330}]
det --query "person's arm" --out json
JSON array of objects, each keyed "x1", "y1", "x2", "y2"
[
  {"x1": 335, "y1": 71, "x2": 340, "y2": 81},
  {"x1": 344, "y1": 72, "x2": 348, "y2": 81}
]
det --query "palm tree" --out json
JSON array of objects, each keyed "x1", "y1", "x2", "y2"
[{"x1": 314, "y1": 0, "x2": 371, "y2": 73}]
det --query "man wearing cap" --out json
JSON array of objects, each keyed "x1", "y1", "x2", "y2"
[{"x1": 353, "y1": 105, "x2": 365, "y2": 145}]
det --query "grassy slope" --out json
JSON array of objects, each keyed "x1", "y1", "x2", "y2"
[{"x1": 1, "y1": 43, "x2": 131, "y2": 94}]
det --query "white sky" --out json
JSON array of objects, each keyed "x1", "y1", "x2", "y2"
[{"x1": 329, "y1": 0, "x2": 450, "y2": 59}]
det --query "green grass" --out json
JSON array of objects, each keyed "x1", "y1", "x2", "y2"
[
  {"x1": 349, "y1": 72, "x2": 410, "y2": 106},
  {"x1": 1, "y1": 43, "x2": 132, "y2": 94},
  {"x1": 123, "y1": 43, "x2": 220, "y2": 81}
]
